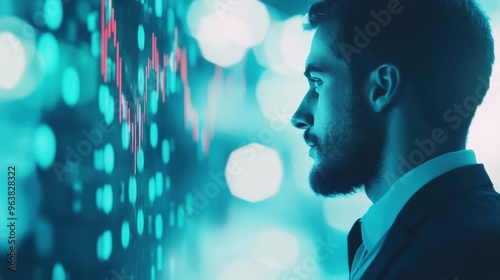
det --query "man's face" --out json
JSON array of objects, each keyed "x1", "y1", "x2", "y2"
[{"x1": 291, "y1": 24, "x2": 385, "y2": 197}]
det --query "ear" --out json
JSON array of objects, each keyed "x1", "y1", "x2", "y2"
[{"x1": 367, "y1": 64, "x2": 400, "y2": 113}]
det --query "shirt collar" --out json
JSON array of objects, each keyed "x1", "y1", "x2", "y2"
[{"x1": 360, "y1": 150, "x2": 477, "y2": 251}]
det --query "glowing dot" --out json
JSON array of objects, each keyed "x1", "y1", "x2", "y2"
[
  {"x1": 165, "y1": 176, "x2": 171, "y2": 191},
  {"x1": 38, "y1": 32, "x2": 59, "y2": 74},
  {"x1": 33, "y1": 124, "x2": 57, "y2": 169},
  {"x1": 122, "y1": 122, "x2": 130, "y2": 150},
  {"x1": 98, "y1": 84, "x2": 110, "y2": 114},
  {"x1": 97, "y1": 230, "x2": 113, "y2": 261},
  {"x1": 138, "y1": 66, "x2": 144, "y2": 96},
  {"x1": 137, "y1": 148, "x2": 145, "y2": 172},
  {"x1": 102, "y1": 184, "x2": 113, "y2": 214},
  {"x1": 155, "y1": 0, "x2": 163, "y2": 18},
  {"x1": 157, "y1": 245, "x2": 163, "y2": 270},
  {"x1": 44, "y1": 0, "x2": 63, "y2": 30},
  {"x1": 226, "y1": 144, "x2": 283, "y2": 203},
  {"x1": 121, "y1": 221, "x2": 130, "y2": 249},
  {"x1": 149, "y1": 177, "x2": 156, "y2": 203},
  {"x1": 155, "y1": 172, "x2": 163, "y2": 197},
  {"x1": 129, "y1": 176, "x2": 137, "y2": 205},
  {"x1": 137, "y1": 209, "x2": 144, "y2": 236},
  {"x1": 91, "y1": 31, "x2": 100, "y2": 57},
  {"x1": 0, "y1": 32, "x2": 26, "y2": 90},
  {"x1": 162, "y1": 139, "x2": 170, "y2": 164},
  {"x1": 150, "y1": 90, "x2": 159, "y2": 114},
  {"x1": 155, "y1": 214, "x2": 163, "y2": 239},
  {"x1": 168, "y1": 8, "x2": 175, "y2": 33},
  {"x1": 150, "y1": 123, "x2": 158, "y2": 148},
  {"x1": 52, "y1": 262, "x2": 66, "y2": 280},
  {"x1": 104, "y1": 143, "x2": 114, "y2": 173},
  {"x1": 61, "y1": 67, "x2": 80, "y2": 107},
  {"x1": 138, "y1": 24, "x2": 145, "y2": 51},
  {"x1": 95, "y1": 187, "x2": 102, "y2": 209},
  {"x1": 104, "y1": 94, "x2": 115, "y2": 125}
]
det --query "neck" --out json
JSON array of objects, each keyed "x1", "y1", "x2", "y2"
[{"x1": 364, "y1": 109, "x2": 465, "y2": 203}]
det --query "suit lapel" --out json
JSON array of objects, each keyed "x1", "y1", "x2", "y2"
[{"x1": 360, "y1": 164, "x2": 492, "y2": 280}]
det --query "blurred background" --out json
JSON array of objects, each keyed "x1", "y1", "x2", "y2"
[{"x1": 0, "y1": 0, "x2": 499, "y2": 279}]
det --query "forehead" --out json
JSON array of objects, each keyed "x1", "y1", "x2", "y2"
[{"x1": 305, "y1": 24, "x2": 346, "y2": 73}]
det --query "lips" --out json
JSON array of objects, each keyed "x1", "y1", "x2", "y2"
[{"x1": 309, "y1": 146, "x2": 317, "y2": 158}]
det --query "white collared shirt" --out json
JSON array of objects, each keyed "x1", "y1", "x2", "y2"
[{"x1": 350, "y1": 150, "x2": 478, "y2": 280}]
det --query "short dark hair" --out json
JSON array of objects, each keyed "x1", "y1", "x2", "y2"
[{"x1": 305, "y1": 0, "x2": 495, "y2": 142}]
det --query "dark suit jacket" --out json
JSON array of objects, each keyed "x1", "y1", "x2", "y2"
[{"x1": 347, "y1": 164, "x2": 500, "y2": 280}]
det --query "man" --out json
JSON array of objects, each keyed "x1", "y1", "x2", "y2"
[{"x1": 291, "y1": 0, "x2": 500, "y2": 279}]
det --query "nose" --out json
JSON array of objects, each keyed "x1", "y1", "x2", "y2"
[{"x1": 291, "y1": 97, "x2": 314, "y2": 129}]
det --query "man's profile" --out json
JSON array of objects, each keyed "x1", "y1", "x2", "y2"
[{"x1": 291, "y1": 0, "x2": 500, "y2": 279}]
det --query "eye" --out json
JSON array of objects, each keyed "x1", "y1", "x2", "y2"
[{"x1": 313, "y1": 79, "x2": 323, "y2": 88}]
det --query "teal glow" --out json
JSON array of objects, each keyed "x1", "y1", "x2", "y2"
[
  {"x1": 155, "y1": 0, "x2": 163, "y2": 17},
  {"x1": 104, "y1": 94, "x2": 115, "y2": 125},
  {"x1": 97, "y1": 230, "x2": 113, "y2": 261},
  {"x1": 87, "y1": 12, "x2": 98, "y2": 31},
  {"x1": 98, "y1": 84, "x2": 110, "y2": 114},
  {"x1": 138, "y1": 66, "x2": 144, "y2": 96},
  {"x1": 138, "y1": 24, "x2": 145, "y2": 51},
  {"x1": 148, "y1": 215, "x2": 153, "y2": 234},
  {"x1": 44, "y1": 0, "x2": 63, "y2": 30},
  {"x1": 137, "y1": 209, "x2": 144, "y2": 236},
  {"x1": 137, "y1": 148, "x2": 145, "y2": 172},
  {"x1": 169, "y1": 68, "x2": 176, "y2": 93},
  {"x1": 61, "y1": 67, "x2": 80, "y2": 106},
  {"x1": 102, "y1": 184, "x2": 113, "y2": 214},
  {"x1": 129, "y1": 176, "x2": 137, "y2": 205},
  {"x1": 52, "y1": 262, "x2": 65, "y2": 280},
  {"x1": 155, "y1": 214, "x2": 163, "y2": 239},
  {"x1": 151, "y1": 265, "x2": 156, "y2": 280},
  {"x1": 91, "y1": 31, "x2": 100, "y2": 57},
  {"x1": 165, "y1": 176, "x2": 171, "y2": 191},
  {"x1": 95, "y1": 187, "x2": 102, "y2": 210},
  {"x1": 121, "y1": 221, "x2": 130, "y2": 249},
  {"x1": 94, "y1": 149, "x2": 103, "y2": 170},
  {"x1": 155, "y1": 172, "x2": 163, "y2": 197},
  {"x1": 150, "y1": 90, "x2": 158, "y2": 114},
  {"x1": 122, "y1": 122, "x2": 130, "y2": 150},
  {"x1": 149, "y1": 177, "x2": 156, "y2": 203},
  {"x1": 38, "y1": 33, "x2": 59, "y2": 74},
  {"x1": 168, "y1": 8, "x2": 175, "y2": 34},
  {"x1": 150, "y1": 123, "x2": 158, "y2": 148},
  {"x1": 162, "y1": 139, "x2": 170, "y2": 164},
  {"x1": 157, "y1": 245, "x2": 163, "y2": 270},
  {"x1": 33, "y1": 124, "x2": 57, "y2": 169},
  {"x1": 104, "y1": 143, "x2": 115, "y2": 173}
]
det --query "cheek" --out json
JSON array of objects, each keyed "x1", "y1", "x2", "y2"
[{"x1": 314, "y1": 93, "x2": 345, "y2": 132}]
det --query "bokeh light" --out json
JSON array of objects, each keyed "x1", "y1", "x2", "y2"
[
  {"x1": 225, "y1": 143, "x2": 283, "y2": 203},
  {"x1": 0, "y1": 32, "x2": 27, "y2": 90},
  {"x1": 32, "y1": 124, "x2": 57, "y2": 169}
]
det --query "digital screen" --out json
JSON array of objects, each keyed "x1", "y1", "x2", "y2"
[{"x1": 0, "y1": 0, "x2": 500, "y2": 279}]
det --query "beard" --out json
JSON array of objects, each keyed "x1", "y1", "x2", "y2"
[{"x1": 308, "y1": 95, "x2": 386, "y2": 197}]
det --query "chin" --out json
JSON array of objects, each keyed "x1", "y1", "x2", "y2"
[{"x1": 308, "y1": 162, "x2": 362, "y2": 197}]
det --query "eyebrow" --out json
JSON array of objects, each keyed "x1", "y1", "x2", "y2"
[{"x1": 304, "y1": 64, "x2": 326, "y2": 78}]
